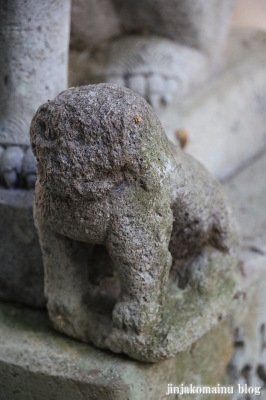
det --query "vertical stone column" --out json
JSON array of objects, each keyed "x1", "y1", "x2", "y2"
[{"x1": 0, "y1": 0, "x2": 71, "y2": 306}]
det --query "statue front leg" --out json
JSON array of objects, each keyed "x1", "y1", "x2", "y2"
[
  {"x1": 106, "y1": 210, "x2": 173, "y2": 334},
  {"x1": 36, "y1": 219, "x2": 95, "y2": 342}
]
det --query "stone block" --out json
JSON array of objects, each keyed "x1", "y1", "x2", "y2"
[{"x1": 0, "y1": 189, "x2": 44, "y2": 307}]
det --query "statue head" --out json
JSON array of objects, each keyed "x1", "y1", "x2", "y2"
[{"x1": 30, "y1": 84, "x2": 172, "y2": 200}]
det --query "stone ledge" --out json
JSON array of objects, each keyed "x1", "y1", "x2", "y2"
[{"x1": 0, "y1": 301, "x2": 234, "y2": 400}]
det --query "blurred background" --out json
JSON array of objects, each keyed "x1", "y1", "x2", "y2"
[{"x1": 232, "y1": 0, "x2": 266, "y2": 30}]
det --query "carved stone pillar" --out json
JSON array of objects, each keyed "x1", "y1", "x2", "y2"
[{"x1": 0, "y1": 0, "x2": 71, "y2": 306}]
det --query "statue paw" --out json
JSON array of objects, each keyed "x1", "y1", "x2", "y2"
[
  {"x1": 107, "y1": 73, "x2": 180, "y2": 110},
  {"x1": 112, "y1": 300, "x2": 160, "y2": 334},
  {"x1": 22, "y1": 147, "x2": 37, "y2": 189},
  {"x1": 88, "y1": 36, "x2": 207, "y2": 110},
  {"x1": 0, "y1": 145, "x2": 36, "y2": 189},
  {"x1": 48, "y1": 297, "x2": 92, "y2": 342}
]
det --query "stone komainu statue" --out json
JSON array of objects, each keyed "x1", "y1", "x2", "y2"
[{"x1": 31, "y1": 84, "x2": 239, "y2": 362}]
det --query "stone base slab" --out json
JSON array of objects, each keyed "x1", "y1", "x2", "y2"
[{"x1": 0, "y1": 301, "x2": 234, "y2": 400}]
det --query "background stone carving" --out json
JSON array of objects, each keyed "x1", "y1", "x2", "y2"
[{"x1": 69, "y1": 0, "x2": 235, "y2": 110}]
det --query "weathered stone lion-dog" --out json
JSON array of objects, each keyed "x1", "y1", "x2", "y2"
[{"x1": 30, "y1": 84, "x2": 239, "y2": 361}]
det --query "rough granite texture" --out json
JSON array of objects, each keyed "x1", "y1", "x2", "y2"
[{"x1": 31, "y1": 84, "x2": 239, "y2": 362}]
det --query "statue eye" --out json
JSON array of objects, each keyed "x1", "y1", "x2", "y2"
[
  {"x1": 38, "y1": 119, "x2": 57, "y2": 141},
  {"x1": 44, "y1": 128, "x2": 57, "y2": 141}
]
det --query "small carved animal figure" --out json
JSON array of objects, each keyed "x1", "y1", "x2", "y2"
[{"x1": 31, "y1": 84, "x2": 239, "y2": 361}]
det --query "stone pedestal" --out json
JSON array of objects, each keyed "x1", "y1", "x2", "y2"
[{"x1": 0, "y1": 301, "x2": 234, "y2": 400}]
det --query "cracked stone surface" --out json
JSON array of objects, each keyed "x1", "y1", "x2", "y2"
[{"x1": 31, "y1": 84, "x2": 239, "y2": 362}]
